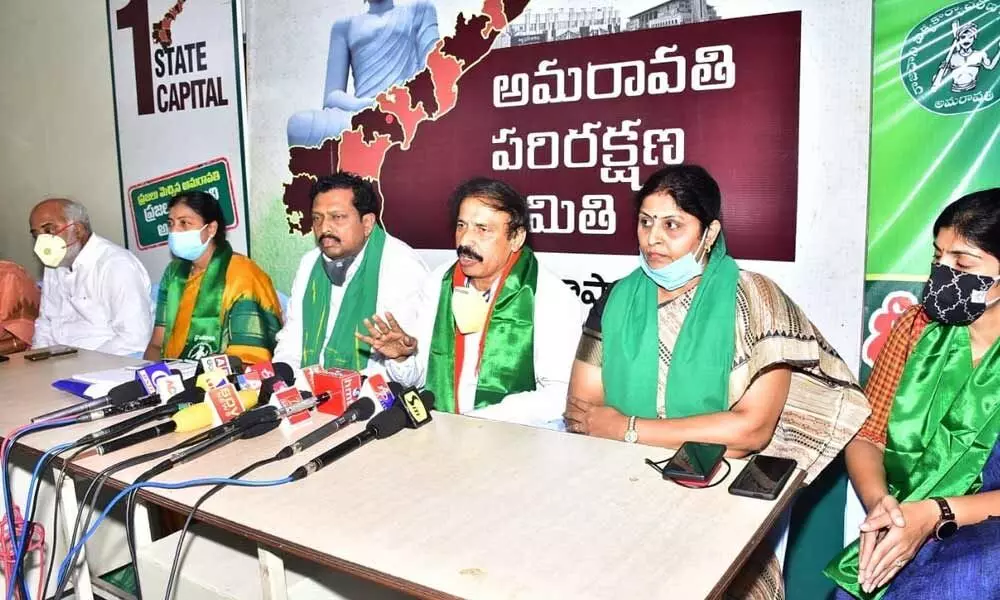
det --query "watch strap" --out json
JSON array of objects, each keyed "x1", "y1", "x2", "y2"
[
  {"x1": 931, "y1": 497, "x2": 954, "y2": 520},
  {"x1": 625, "y1": 416, "x2": 637, "y2": 442}
]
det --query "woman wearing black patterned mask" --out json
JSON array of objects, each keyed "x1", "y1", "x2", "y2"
[{"x1": 827, "y1": 188, "x2": 1000, "y2": 599}]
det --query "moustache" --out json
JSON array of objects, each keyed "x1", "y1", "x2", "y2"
[
  {"x1": 456, "y1": 246, "x2": 483, "y2": 262},
  {"x1": 317, "y1": 233, "x2": 341, "y2": 244}
]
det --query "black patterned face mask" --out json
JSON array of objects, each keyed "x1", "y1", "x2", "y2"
[{"x1": 921, "y1": 263, "x2": 999, "y2": 325}]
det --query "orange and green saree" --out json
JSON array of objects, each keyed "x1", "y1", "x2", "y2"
[{"x1": 155, "y1": 242, "x2": 282, "y2": 365}]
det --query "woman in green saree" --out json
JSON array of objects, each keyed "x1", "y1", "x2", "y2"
[
  {"x1": 144, "y1": 191, "x2": 283, "y2": 365},
  {"x1": 564, "y1": 165, "x2": 871, "y2": 600},
  {"x1": 826, "y1": 189, "x2": 1000, "y2": 600}
]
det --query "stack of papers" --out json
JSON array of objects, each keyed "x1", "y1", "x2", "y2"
[{"x1": 53, "y1": 360, "x2": 199, "y2": 399}]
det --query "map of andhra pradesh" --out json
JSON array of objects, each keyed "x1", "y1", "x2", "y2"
[{"x1": 282, "y1": 0, "x2": 530, "y2": 234}]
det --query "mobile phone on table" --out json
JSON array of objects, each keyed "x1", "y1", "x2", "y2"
[
  {"x1": 728, "y1": 455, "x2": 798, "y2": 500},
  {"x1": 661, "y1": 441, "x2": 727, "y2": 487},
  {"x1": 0, "y1": 355, "x2": 9, "y2": 363},
  {"x1": 24, "y1": 345, "x2": 78, "y2": 361}
]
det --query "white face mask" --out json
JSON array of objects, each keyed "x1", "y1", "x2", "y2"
[
  {"x1": 33, "y1": 223, "x2": 78, "y2": 268},
  {"x1": 451, "y1": 286, "x2": 491, "y2": 334}
]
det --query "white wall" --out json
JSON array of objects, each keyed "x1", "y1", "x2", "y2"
[{"x1": 0, "y1": 0, "x2": 122, "y2": 277}]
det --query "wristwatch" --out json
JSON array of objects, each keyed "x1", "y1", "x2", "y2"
[
  {"x1": 930, "y1": 497, "x2": 958, "y2": 540},
  {"x1": 624, "y1": 416, "x2": 639, "y2": 443}
]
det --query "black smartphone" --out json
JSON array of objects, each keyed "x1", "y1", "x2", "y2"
[
  {"x1": 728, "y1": 455, "x2": 798, "y2": 500},
  {"x1": 24, "y1": 345, "x2": 78, "y2": 361},
  {"x1": 0, "y1": 355, "x2": 9, "y2": 363},
  {"x1": 661, "y1": 442, "x2": 727, "y2": 486}
]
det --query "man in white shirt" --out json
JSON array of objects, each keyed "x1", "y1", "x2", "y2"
[
  {"x1": 272, "y1": 172, "x2": 427, "y2": 372},
  {"x1": 359, "y1": 178, "x2": 582, "y2": 428},
  {"x1": 29, "y1": 198, "x2": 152, "y2": 356}
]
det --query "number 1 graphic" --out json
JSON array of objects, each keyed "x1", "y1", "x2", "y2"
[{"x1": 117, "y1": 0, "x2": 155, "y2": 115}]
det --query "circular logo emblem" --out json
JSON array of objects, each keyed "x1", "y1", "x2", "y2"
[
  {"x1": 186, "y1": 342, "x2": 214, "y2": 361},
  {"x1": 900, "y1": 2, "x2": 1000, "y2": 115}
]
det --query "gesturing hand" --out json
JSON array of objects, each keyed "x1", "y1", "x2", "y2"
[{"x1": 356, "y1": 312, "x2": 417, "y2": 360}]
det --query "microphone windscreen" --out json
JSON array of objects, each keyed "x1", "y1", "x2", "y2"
[
  {"x1": 351, "y1": 398, "x2": 377, "y2": 421},
  {"x1": 240, "y1": 405, "x2": 280, "y2": 427},
  {"x1": 108, "y1": 380, "x2": 146, "y2": 405},
  {"x1": 258, "y1": 378, "x2": 281, "y2": 405},
  {"x1": 387, "y1": 381, "x2": 405, "y2": 399},
  {"x1": 173, "y1": 403, "x2": 213, "y2": 432},
  {"x1": 169, "y1": 386, "x2": 205, "y2": 405},
  {"x1": 419, "y1": 390, "x2": 436, "y2": 411},
  {"x1": 241, "y1": 418, "x2": 281, "y2": 439},
  {"x1": 272, "y1": 362, "x2": 294, "y2": 385},
  {"x1": 172, "y1": 388, "x2": 259, "y2": 432},
  {"x1": 237, "y1": 388, "x2": 259, "y2": 410},
  {"x1": 368, "y1": 405, "x2": 409, "y2": 440},
  {"x1": 228, "y1": 355, "x2": 245, "y2": 374}
]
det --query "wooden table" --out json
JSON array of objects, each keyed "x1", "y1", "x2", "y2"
[{"x1": 0, "y1": 350, "x2": 803, "y2": 599}]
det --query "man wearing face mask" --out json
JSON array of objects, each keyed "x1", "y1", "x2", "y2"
[
  {"x1": 29, "y1": 198, "x2": 152, "y2": 356},
  {"x1": 359, "y1": 178, "x2": 583, "y2": 428},
  {"x1": 272, "y1": 172, "x2": 427, "y2": 372},
  {"x1": 827, "y1": 188, "x2": 1000, "y2": 600}
]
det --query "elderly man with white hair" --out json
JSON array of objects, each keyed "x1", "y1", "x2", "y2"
[{"x1": 29, "y1": 198, "x2": 152, "y2": 356}]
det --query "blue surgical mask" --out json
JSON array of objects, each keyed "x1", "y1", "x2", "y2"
[
  {"x1": 639, "y1": 230, "x2": 708, "y2": 291},
  {"x1": 168, "y1": 225, "x2": 210, "y2": 261}
]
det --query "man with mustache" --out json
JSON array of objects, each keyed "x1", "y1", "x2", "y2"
[
  {"x1": 359, "y1": 178, "x2": 582, "y2": 428},
  {"x1": 272, "y1": 172, "x2": 428, "y2": 371}
]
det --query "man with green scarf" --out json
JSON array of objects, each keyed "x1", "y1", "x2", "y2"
[
  {"x1": 272, "y1": 172, "x2": 428, "y2": 373},
  {"x1": 359, "y1": 178, "x2": 582, "y2": 428}
]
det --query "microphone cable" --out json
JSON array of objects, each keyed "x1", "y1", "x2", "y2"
[
  {"x1": 4, "y1": 441, "x2": 73, "y2": 600},
  {"x1": 38, "y1": 442, "x2": 101, "y2": 600},
  {"x1": 54, "y1": 475, "x2": 293, "y2": 596},
  {"x1": 3, "y1": 398, "x2": 188, "y2": 596},
  {"x1": 37, "y1": 404, "x2": 188, "y2": 600},
  {"x1": 160, "y1": 396, "x2": 373, "y2": 599},
  {"x1": 4, "y1": 400, "x2": 194, "y2": 600},
  {"x1": 51, "y1": 430, "x2": 219, "y2": 600},
  {"x1": 1, "y1": 418, "x2": 76, "y2": 600},
  {"x1": 124, "y1": 408, "x2": 285, "y2": 599},
  {"x1": 162, "y1": 454, "x2": 279, "y2": 600}
]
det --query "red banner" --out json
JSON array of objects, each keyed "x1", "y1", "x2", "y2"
[{"x1": 285, "y1": 9, "x2": 800, "y2": 260}]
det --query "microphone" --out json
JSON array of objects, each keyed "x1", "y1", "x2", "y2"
[
  {"x1": 94, "y1": 387, "x2": 256, "y2": 455},
  {"x1": 257, "y1": 363, "x2": 296, "y2": 404},
  {"x1": 275, "y1": 398, "x2": 377, "y2": 459},
  {"x1": 74, "y1": 394, "x2": 162, "y2": 422},
  {"x1": 135, "y1": 362, "x2": 174, "y2": 395},
  {"x1": 146, "y1": 405, "x2": 284, "y2": 476},
  {"x1": 289, "y1": 398, "x2": 421, "y2": 481},
  {"x1": 32, "y1": 379, "x2": 147, "y2": 423},
  {"x1": 77, "y1": 389, "x2": 203, "y2": 446}
]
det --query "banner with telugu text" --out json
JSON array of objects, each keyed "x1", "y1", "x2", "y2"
[
  {"x1": 107, "y1": 0, "x2": 249, "y2": 283},
  {"x1": 248, "y1": 0, "x2": 802, "y2": 311},
  {"x1": 861, "y1": 0, "x2": 1000, "y2": 383}
]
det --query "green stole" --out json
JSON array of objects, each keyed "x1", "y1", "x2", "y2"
[
  {"x1": 301, "y1": 226, "x2": 387, "y2": 369},
  {"x1": 426, "y1": 248, "x2": 538, "y2": 412},
  {"x1": 163, "y1": 241, "x2": 233, "y2": 360},
  {"x1": 600, "y1": 235, "x2": 740, "y2": 418},
  {"x1": 824, "y1": 324, "x2": 1000, "y2": 599}
]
